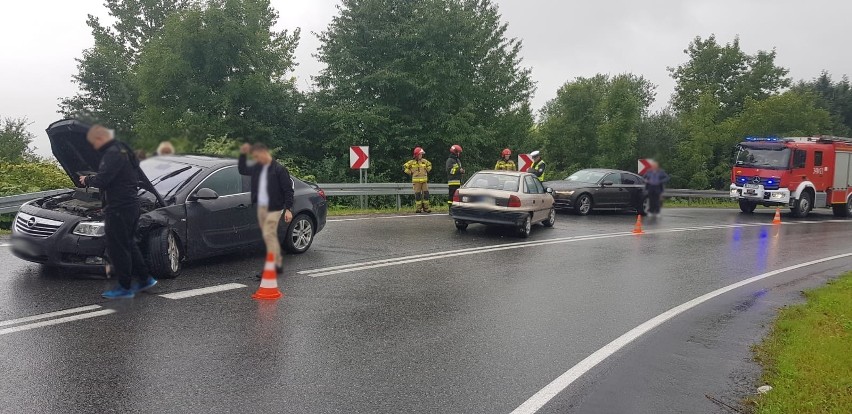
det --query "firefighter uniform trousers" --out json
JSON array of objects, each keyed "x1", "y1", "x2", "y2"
[
  {"x1": 404, "y1": 158, "x2": 432, "y2": 212},
  {"x1": 447, "y1": 155, "x2": 463, "y2": 205}
]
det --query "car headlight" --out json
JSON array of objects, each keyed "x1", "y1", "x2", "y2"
[
  {"x1": 770, "y1": 192, "x2": 785, "y2": 199},
  {"x1": 73, "y1": 221, "x2": 106, "y2": 237},
  {"x1": 556, "y1": 190, "x2": 575, "y2": 196}
]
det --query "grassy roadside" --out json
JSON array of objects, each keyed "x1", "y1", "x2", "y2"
[{"x1": 751, "y1": 272, "x2": 852, "y2": 414}]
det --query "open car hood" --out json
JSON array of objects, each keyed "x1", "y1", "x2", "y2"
[
  {"x1": 46, "y1": 119, "x2": 166, "y2": 206},
  {"x1": 46, "y1": 119, "x2": 101, "y2": 188}
]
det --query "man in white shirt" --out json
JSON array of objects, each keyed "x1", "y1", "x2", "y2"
[{"x1": 238, "y1": 143, "x2": 295, "y2": 276}]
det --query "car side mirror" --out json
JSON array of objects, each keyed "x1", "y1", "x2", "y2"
[
  {"x1": 546, "y1": 187, "x2": 554, "y2": 194},
  {"x1": 189, "y1": 187, "x2": 219, "y2": 201},
  {"x1": 602, "y1": 181, "x2": 614, "y2": 187}
]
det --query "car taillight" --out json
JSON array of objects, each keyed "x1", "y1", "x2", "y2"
[
  {"x1": 317, "y1": 189, "x2": 327, "y2": 200},
  {"x1": 452, "y1": 190, "x2": 460, "y2": 203},
  {"x1": 508, "y1": 195, "x2": 521, "y2": 208}
]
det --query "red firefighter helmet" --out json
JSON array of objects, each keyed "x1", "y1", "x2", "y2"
[
  {"x1": 501, "y1": 148, "x2": 512, "y2": 157},
  {"x1": 450, "y1": 144, "x2": 462, "y2": 155},
  {"x1": 413, "y1": 147, "x2": 425, "y2": 157}
]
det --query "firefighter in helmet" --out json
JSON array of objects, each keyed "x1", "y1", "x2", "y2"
[
  {"x1": 404, "y1": 147, "x2": 433, "y2": 213},
  {"x1": 529, "y1": 150, "x2": 546, "y2": 181},
  {"x1": 495, "y1": 148, "x2": 516, "y2": 171},
  {"x1": 446, "y1": 145, "x2": 464, "y2": 208}
]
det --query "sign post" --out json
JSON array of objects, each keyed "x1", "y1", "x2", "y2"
[
  {"x1": 518, "y1": 154, "x2": 533, "y2": 172},
  {"x1": 637, "y1": 159, "x2": 652, "y2": 176},
  {"x1": 350, "y1": 146, "x2": 370, "y2": 209}
]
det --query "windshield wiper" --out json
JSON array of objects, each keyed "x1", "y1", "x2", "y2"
[{"x1": 151, "y1": 166, "x2": 193, "y2": 185}]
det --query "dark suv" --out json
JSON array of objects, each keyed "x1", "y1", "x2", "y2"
[{"x1": 11, "y1": 119, "x2": 327, "y2": 278}]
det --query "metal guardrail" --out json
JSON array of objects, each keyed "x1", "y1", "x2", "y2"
[
  {"x1": 0, "y1": 189, "x2": 72, "y2": 214},
  {"x1": 0, "y1": 186, "x2": 730, "y2": 215}
]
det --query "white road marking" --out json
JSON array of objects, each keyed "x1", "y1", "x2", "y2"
[
  {"x1": 510, "y1": 252, "x2": 852, "y2": 414},
  {"x1": 0, "y1": 304, "x2": 103, "y2": 328},
  {"x1": 0, "y1": 309, "x2": 116, "y2": 336},
  {"x1": 300, "y1": 223, "x2": 772, "y2": 277},
  {"x1": 0, "y1": 243, "x2": 10, "y2": 247},
  {"x1": 159, "y1": 283, "x2": 247, "y2": 300},
  {"x1": 327, "y1": 214, "x2": 445, "y2": 223}
]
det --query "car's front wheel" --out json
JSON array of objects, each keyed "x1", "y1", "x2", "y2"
[
  {"x1": 145, "y1": 227, "x2": 181, "y2": 279},
  {"x1": 738, "y1": 199, "x2": 757, "y2": 214},
  {"x1": 283, "y1": 213, "x2": 315, "y2": 254},
  {"x1": 542, "y1": 208, "x2": 556, "y2": 227},
  {"x1": 574, "y1": 194, "x2": 593, "y2": 216}
]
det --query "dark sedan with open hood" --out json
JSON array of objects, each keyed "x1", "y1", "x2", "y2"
[{"x1": 11, "y1": 119, "x2": 327, "y2": 278}]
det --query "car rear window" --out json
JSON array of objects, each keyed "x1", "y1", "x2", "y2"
[{"x1": 464, "y1": 173, "x2": 519, "y2": 192}]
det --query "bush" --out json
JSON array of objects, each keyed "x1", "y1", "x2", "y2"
[{"x1": 0, "y1": 161, "x2": 70, "y2": 196}]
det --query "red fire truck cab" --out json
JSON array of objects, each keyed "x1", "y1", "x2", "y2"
[{"x1": 730, "y1": 136, "x2": 852, "y2": 218}]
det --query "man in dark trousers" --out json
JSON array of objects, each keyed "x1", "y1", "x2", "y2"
[
  {"x1": 80, "y1": 125, "x2": 156, "y2": 299},
  {"x1": 642, "y1": 160, "x2": 670, "y2": 217},
  {"x1": 238, "y1": 143, "x2": 294, "y2": 278}
]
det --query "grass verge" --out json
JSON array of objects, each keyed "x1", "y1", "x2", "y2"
[
  {"x1": 751, "y1": 272, "x2": 852, "y2": 414},
  {"x1": 327, "y1": 204, "x2": 449, "y2": 216}
]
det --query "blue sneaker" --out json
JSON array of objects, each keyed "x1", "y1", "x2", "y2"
[
  {"x1": 133, "y1": 277, "x2": 158, "y2": 293},
  {"x1": 102, "y1": 286, "x2": 135, "y2": 299}
]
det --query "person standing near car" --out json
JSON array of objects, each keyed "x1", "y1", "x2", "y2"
[
  {"x1": 529, "y1": 150, "x2": 546, "y2": 181},
  {"x1": 79, "y1": 125, "x2": 156, "y2": 299},
  {"x1": 642, "y1": 160, "x2": 670, "y2": 217},
  {"x1": 446, "y1": 145, "x2": 464, "y2": 207},
  {"x1": 495, "y1": 149, "x2": 516, "y2": 171},
  {"x1": 238, "y1": 143, "x2": 294, "y2": 277},
  {"x1": 404, "y1": 147, "x2": 432, "y2": 213}
]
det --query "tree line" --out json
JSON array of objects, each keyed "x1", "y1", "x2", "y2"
[{"x1": 44, "y1": 0, "x2": 852, "y2": 189}]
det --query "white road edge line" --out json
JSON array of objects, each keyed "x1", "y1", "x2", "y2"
[
  {"x1": 0, "y1": 305, "x2": 103, "y2": 328},
  {"x1": 301, "y1": 223, "x2": 775, "y2": 277},
  {"x1": 0, "y1": 243, "x2": 11, "y2": 247},
  {"x1": 0, "y1": 309, "x2": 116, "y2": 336},
  {"x1": 509, "y1": 252, "x2": 852, "y2": 414},
  {"x1": 299, "y1": 223, "x2": 757, "y2": 275},
  {"x1": 159, "y1": 283, "x2": 247, "y2": 300}
]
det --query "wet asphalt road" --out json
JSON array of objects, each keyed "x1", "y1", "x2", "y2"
[{"x1": 1, "y1": 208, "x2": 851, "y2": 413}]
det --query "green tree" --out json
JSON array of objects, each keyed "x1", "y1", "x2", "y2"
[
  {"x1": 133, "y1": 0, "x2": 302, "y2": 150},
  {"x1": 636, "y1": 108, "x2": 685, "y2": 167},
  {"x1": 673, "y1": 91, "x2": 831, "y2": 189},
  {"x1": 792, "y1": 72, "x2": 852, "y2": 135},
  {"x1": 60, "y1": 0, "x2": 190, "y2": 142},
  {"x1": 538, "y1": 74, "x2": 655, "y2": 175},
  {"x1": 314, "y1": 0, "x2": 535, "y2": 179},
  {"x1": 669, "y1": 35, "x2": 790, "y2": 118},
  {"x1": 0, "y1": 117, "x2": 36, "y2": 162}
]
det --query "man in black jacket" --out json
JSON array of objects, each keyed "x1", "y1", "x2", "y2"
[
  {"x1": 80, "y1": 125, "x2": 156, "y2": 299},
  {"x1": 238, "y1": 143, "x2": 294, "y2": 275}
]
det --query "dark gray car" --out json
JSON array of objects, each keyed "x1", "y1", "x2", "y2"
[
  {"x1": 545, "y1": 168, "x2": 648, "y2": 215},
  {"x1": 11, "y1": 119, "x2": 327, "y2": 278}
]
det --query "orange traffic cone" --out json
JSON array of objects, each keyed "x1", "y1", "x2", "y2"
[
  {"x1": 632, "y1": 215, "x2": 644, "y2": 234},
  {"x1": 772, "y1": 208, "x2": 782, "y2": 225},
  {"x1": 252, "y1": 252, "x2": 282, "y2": 300}
]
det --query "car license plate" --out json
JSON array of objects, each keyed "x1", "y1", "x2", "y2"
[
  {"x1": 472, "y1": 195, "x2": 494, "y2": 204},
  {"x1": 744, "y1": 183, "x2": 759, "y2": 189}
]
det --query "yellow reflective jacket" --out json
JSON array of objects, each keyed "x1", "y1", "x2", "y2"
[
  {"x1": 404, "y1": 158, "x2": 432, "y2": 183},
  {"x1": 495, "y1": 159, "x2": 516, "y2": 171}
]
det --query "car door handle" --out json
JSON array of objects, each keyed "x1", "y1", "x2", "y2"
[{"x1": 236, "y1": 204, "x2": 249, "y2": 209}]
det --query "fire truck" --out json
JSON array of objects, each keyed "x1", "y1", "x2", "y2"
[{"x1": 730, "y1": 136, "x2": 852, "y2": 218}]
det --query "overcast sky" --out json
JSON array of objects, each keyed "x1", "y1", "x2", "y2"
[{"x1": 1, "y1": 0, "x2": 850, "y2": 157}]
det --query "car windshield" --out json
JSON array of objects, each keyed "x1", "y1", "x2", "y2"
[
  {"x1": 140, "y1": 159, "x2": 201, "y2": 199},
  {"x1": 464, "y1": 173, "x2": 520, "y2": 192},
  {"x1": 565, "y1": 170, "x2": 606, "y2": 184},
  {"x1": 735, "y1": 146, "x2": 791, "y2": 169}
]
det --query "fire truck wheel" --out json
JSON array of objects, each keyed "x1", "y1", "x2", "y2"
[
  {"x1": 791, "y1": 191, "x2": 813, "y2": 218},
  {"x1": 738, "y1": 200, "x2": 757, "y2": 214},
  {"x1": 832, "y1": 198, "x2": 852, "y2": 217}
]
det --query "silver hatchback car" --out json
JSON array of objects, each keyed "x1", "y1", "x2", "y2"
[{"x1": 450, "y1": 171, "x2": 556, "y2": 237}]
